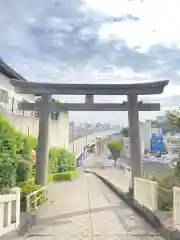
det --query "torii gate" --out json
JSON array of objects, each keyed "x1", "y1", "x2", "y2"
[{"x1": 11, "y1": 80, "x2": 169, "y2": 191}]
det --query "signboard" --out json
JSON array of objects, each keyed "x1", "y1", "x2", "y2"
[
  {"x1": 151, "y1": 134, "x2": 164, "y2": 153},
  {"x1": 151, "y1": 127, "x2": 162, "y2": 136}
]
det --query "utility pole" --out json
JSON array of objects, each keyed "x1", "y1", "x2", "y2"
[
  {"x1": 85, "y1": 134, "x2": 88, "y2": 161},
  {"x1": 72, "y1": 121, "x2": 75, "y2": 155}
]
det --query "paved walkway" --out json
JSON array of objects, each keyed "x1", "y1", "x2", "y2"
[{"x1": 15, "y1": 171, "x2": 164, "y2": 239}]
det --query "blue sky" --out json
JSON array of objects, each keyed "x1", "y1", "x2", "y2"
[{"x1": 0, "y1": 0, "x2": 180, "y2": 124}]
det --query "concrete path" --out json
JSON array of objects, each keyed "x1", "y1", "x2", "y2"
[{"x1": 15, "y1": 171, "x2": 164, "y2": 239}]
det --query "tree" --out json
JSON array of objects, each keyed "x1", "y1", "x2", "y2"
[
  {"x1": 166, "y1": 107, "x2": 180, "y2": 185},
  {"x1": 107, "y1": 140, "x2": 123, "y2": 166},
  {"x1": 166, "y1": 108, "x2": 180, "y2": 131},
  {"x1": 121, "y1": 127, "x2": 129, "y2": 137}
]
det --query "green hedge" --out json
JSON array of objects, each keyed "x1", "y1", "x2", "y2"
[
  {"x1": 0, "y1": 114, "x2": 76, "y2": 192},
  {"x1": 48, "y1": 148, "x2": 75, "y2": 174},
  {"x1": 53, "y1": 171, "x2": 78, "y2": 181},
  {"x1": 19, "y1": 181, "x2": 46, "y2": 211},
  {"x1": 0, "y1": 114, "x2": 37, "y2": 193}
]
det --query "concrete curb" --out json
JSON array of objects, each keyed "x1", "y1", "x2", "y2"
[{"x1": 87, "y1": 170, "x2": 180, "y2": 240}]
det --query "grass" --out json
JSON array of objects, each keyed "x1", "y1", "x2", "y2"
[{"x1": 53, "y1": 170, "x2": 78, "y2": 181}]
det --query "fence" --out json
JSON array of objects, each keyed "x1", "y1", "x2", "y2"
[
  {"x1": 95, "y1": 169, "x2": 180, "y2": 231},
  {"x1": 173, "y1": 187, "x2": 180, "y2": 230},
  {"x1": 134, "y1": 178, "x2": 180, "y2": 230},
  {"x1": 0, "y1": 187, "x2": 20, "y2": 237},
  {"x1": 25, "y1": 186, "x2": 47, "y2": 212},
  {"x1": 134, "y1": 177, "x2": 158, "y2": 211}
]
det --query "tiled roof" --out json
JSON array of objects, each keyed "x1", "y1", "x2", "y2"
[{"x1": 0, "y1": 58, "x2": 27, "y2": 81}]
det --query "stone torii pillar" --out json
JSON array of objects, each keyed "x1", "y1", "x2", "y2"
[
  {"x1": 127, "y1": 94, "x2": 142, "y2": 191},
  {"x1": 35, "y1": 94, "x2": 52, "y2": 186}
]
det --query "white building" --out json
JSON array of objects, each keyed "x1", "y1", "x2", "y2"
[
  {"x1": 156, "y1": 115, "x2": 166, "y2": 123},
  {"x1": 122, "y1": 137, "x2": 144, "y2": 158},
  {"x1": 164, "y1": 135, "x2": 180, "y2": 154},
  {"x1": 0, "y1": 59, "x2": 69, "y2": 148},
  {"x1": 122, "y1": 120, "x2": 163, "y2": 157},
  {"x1": 140, "y1": 120, "x2": 163, "y2": 152}
]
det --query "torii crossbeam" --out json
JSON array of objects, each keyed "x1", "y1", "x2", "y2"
[{"x1": 18, "y1": 101, "x2": 160, "y2": 111}]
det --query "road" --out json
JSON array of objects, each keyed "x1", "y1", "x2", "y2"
[
  {"x1": 69, "y1": 131, "x2": 175, "y2": 173},
  {"x1": 68, "y1": 130, "x2": 117, "y2": 156},
  {"x1": 17, "y1": 171, "x2": 164, "y2": 239},
  {"x1": 83, "y1": 147, "x2": 172, "y2": 174},
  {"x1": 116, "y1": 155, "x2": 173, "y2": 173}
]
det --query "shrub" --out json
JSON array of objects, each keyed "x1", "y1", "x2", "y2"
[
  {"x1": 48, "y1": 148, "x2": 75, "y2": 173},
  {"x1": 0, "y1": 161, "x2": 15, "y2": 194},
  {"x1": 158, "y1": 186, "x2": 173, "y2": 211},
  {"x1": 148, "y1": 170, "x2": 173, "y2": 188},
  {"x1": 53, "y1": 170, "x2": 77, "y2": 181},
  {"x1": 0, "y1": 114, "x2": 76, "y2": 191},
  {"x1": 0, "y1": 114, "x2": 37, "y2": 188},
  {"x1": 19, "y1": 181, "x2": 42, "y2": 195},
  {"x1": 68, "y1": 165, "x2": 76, "y2": 171},
  {"x1": 19, "y1": 181, "x2": 46, "y2": 211},
  {"x1": 47, "y1": 174, "x2": 54, "y2": 183}
]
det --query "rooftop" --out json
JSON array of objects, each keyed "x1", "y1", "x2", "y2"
[{"x1": 0, "y1": 58, "x2": 27, "y2": 81}]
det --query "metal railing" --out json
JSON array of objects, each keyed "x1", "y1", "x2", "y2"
[{"x1": 25, "y1": 186, "x2": 47, "y2": 212}]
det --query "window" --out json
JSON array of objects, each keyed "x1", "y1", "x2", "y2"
[{"x1": 0, "y1": 89, "x2": 8, "y2": 103}]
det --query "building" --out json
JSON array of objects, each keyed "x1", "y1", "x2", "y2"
[
  {"x1": 122, "y1": 120, "x2": 164, "y2": 156},
  {"x1": 140, "y1": 120, "x2": 163, "y2": 152},
  {"x1": 156, "y1": 115, "x2": 166, "y2": 123},
  {"x1": 164, "y1": 135, "x2": 180, "y2": 154},
  {"x1": 0, "y1": 59, "x2": 69, "y2": 148}
]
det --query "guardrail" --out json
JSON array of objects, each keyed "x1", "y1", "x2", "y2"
[
  {"x1": 25, "y1": 186, "x2": 47, "y2": 212},
  {"x1": 0, "y1": 187, "x2": 20, "y2": 237}
]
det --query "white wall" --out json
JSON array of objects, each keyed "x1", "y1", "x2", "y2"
[
  {"x1": 0, "y1": 73, "x2": 69, "y2": 148},
  {"x1": 2, "y1": 111, "x2": 69, "y2": 148},
  {"x1": 0, "y1": 73, "x2": 35, "y2": 105},
  {"x1": 164, "y1": 136, "x2": 180, "y2": 154}
]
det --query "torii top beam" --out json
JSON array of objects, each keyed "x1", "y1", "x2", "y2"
[{"x1": 11, "y1": 80, "x2": 169, "y2": 95}]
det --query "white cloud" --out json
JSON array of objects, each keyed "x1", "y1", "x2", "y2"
[
  {"x1": 85, "y1": 0, "x2": 180, "y2": 51},
  {"x1": 1, "y1": 0, "x2": 180, "y2": 124}
]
